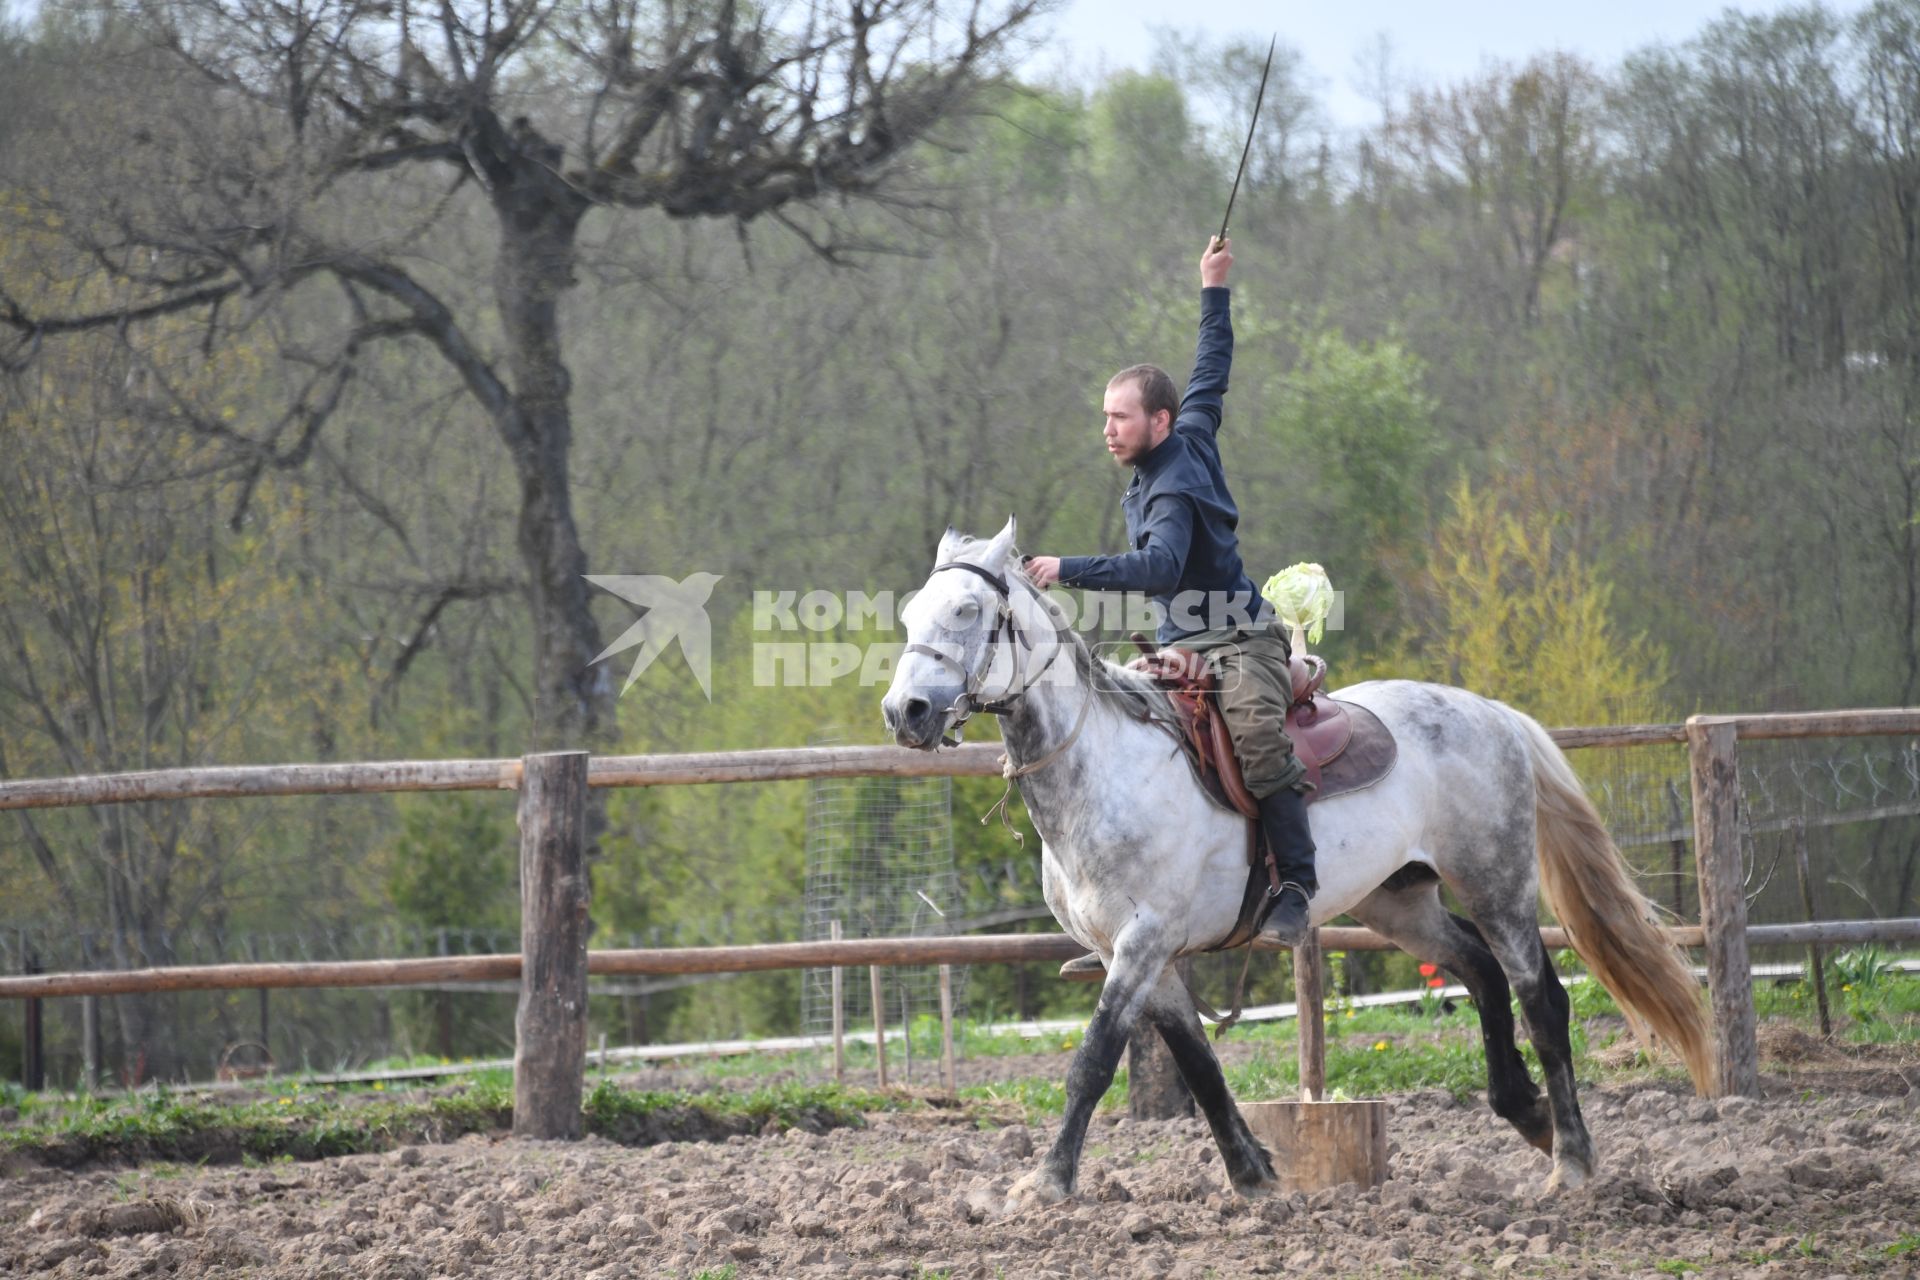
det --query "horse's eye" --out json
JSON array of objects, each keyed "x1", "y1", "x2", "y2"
[{"x1": 949, "y1": 599, "x2": 980, "y2": 626}]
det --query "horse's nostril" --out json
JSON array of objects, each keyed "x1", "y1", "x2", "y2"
[{"x1": 905, "y1": 697, "x2": 931, "y2": 721}]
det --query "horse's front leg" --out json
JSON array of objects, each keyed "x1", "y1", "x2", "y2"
[{"x1": 1005, "y1": 923, "x2": 1168, "y2": 1212}]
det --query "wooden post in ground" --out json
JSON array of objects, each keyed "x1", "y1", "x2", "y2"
[
  {"x1": 869, "y1": 965, "x2": 889, "y2": 1089},
  {"x1": 830, "y1": 921, "x2": 845, "y2": 1085},
  {"x1": 1687, "y1": 717, "x2": 1759, "y2": 1097},
  {"x1": 1666, "y1": 780, "x2": 1690, "y2": 920},
  {"x1": 1295, "y1": 931, "x2": 1326, "y2": 1102},
  {"x1": 81, "y1": 995, "x2": 99, "y2": 1091},
  {"x1": 938, "y1": 963, "x2": 957, "y2": 1097},
  {"x1": 1129, "y1": 958, "x2": 1194, "y2": 1120},
  {"x1": 1243, "y1": 1099, "x2": 1389, "y2": 1194},
  {"x1": 1791, "y1": 817, "x2": 1832, "y2": 1038},
  {"x1": 512, "y1": 750, "x2": 591, "y2": 1139},
  {"x1": 22, "y1": 949, "x2": 43, "y2": 1092}
]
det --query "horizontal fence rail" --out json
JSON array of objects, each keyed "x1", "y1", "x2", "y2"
[
  {"x1": 3, "y1": 711, "x2": 1916, "y2": 813},
  {"x1": 4, "y1": 705, "x2": 1918, "y2": 1107},
  {"x1": 4, "y1": 920, "x2": 1916, "y2": 1001}
]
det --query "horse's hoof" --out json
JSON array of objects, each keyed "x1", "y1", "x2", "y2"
[
  {"x1": 1545, "y1": 1158, "x2": 1593, "y2": 1193},
  {"x1": 1004, "y1": 1169, "x2": 1070, "y2": 1213}
]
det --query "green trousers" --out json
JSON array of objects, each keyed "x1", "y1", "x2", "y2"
[{"x1": 1176, "y1": 618, "x2": 1311, "y2": 799}]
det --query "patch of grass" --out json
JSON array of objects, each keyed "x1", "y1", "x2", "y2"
[
  {"x1": 959, "y1": 1070, "x2": 1131, "y2": 1122},
  {"x1": 0, "y1": 1077, "x2": 879, "y2": 1170},
  {"x1": 1753, "y1": 965, "x2": 1920, "y2": 1043},
  {"x1": 1225, "y1": 1010, "x2": 1586, "y2": 1103},
  {"x1": 1887, "y1": 1234, "x2": 1920, "y2": 1258},
  {"x1": 691, "y1": 1267, "x2": 738, "y2": 1280},
  {"x1": 582, "y1": 1078, "x2": 886, "y2": 1135},
  {"x1": 1653, "y1": 1261, "x2": 1701, "y2": 1275}
]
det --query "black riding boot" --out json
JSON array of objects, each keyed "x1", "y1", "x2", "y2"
[{"x1": 1255, "y1": 785, "x2": 1318, "y2": 949}]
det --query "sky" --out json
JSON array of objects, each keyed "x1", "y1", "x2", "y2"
[
  {"x1": 0, "y1": 0, "x2": 1866, "y2": 132},
  {"x1": 1033, "y1": 0, "x2": 1867, "y2": 131}
]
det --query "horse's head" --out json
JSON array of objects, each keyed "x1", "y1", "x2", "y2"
[{"x1": 881, "y1": 516, "x2": 1027, "y2": 750}]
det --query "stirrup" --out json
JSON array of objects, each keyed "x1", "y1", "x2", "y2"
[
  {"x1": 1058, "y1": 952, "x2": 1107, "y2": 982},
  {"x1": 1257, "y1": 882, "x2": 1313, "y2": 948}
]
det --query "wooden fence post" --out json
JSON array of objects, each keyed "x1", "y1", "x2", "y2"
[
  {"x1": 22, "y1": 949, "x2": 44, "y2": 1092},
  {"x1": 938, "y1": 963, "x2": 958, "y2": 1097},
  {"x1": 870, "y1": 965, "x2": 889, "y2": 1089},
  {"x1": 1295, "y1": 932, "x2": 1326, "y2": 1102},
  {"x1": 81, "y1": 995, "x2": 99, "y2": 1092},
  {"x1": 513, "y1": 750, "x2": 591, "y2": 1139},
  {"x1": 1687, "y1": 717, "x2": 1759, "y2": 1097},
  {"x1": 829, "y1": 921, "x2": 845, "y2": 1085},
  {"x1": 1790, "y1": 818, "x2": 1832, "y2": 1038}
]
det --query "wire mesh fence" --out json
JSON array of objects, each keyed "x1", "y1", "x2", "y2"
[{"x1": 799, "y1": 735, "x2": 969, "y2": 1055}]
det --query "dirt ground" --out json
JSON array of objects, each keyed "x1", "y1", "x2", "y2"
[{"x1": 5, "y1": 1052, "x2": 1919, "y2": 1278}]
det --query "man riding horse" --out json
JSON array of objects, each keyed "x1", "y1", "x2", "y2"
[{"x1": 1026, "y1": 237, "x2": 1317, "y2": 965}]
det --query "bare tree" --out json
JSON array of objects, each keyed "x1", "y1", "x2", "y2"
[
  {"x1": 2, "y1": 0, "x2": 1043, "y2": 752},
  {"x1": 1402, "y1": 53, "x2": 1602, "y2": 327}
]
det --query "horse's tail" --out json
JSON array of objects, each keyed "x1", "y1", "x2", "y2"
[{"x1": 1510, "y1": 708, "x2": 1715, "y2": 1095}]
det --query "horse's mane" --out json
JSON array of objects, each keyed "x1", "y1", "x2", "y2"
[{"x1": 1000, "y1": 550, "x2": 1176, "y2": 725}]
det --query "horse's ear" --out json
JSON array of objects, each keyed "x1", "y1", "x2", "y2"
[
  {"x1": 936, "y1": 524, "x2": 967, "y2": 560},
  {"x1": 982, "y1": 515, "x2": 1018, "y2": 566}
]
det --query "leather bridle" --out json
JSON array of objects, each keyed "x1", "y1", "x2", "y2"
[{"x1": 903, "y1": 561, "x2": 1088, "y2": 775}]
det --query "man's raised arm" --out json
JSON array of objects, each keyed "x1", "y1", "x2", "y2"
[{"x1": 1178, "y1": 238, "x2": 1235, "y2": 437}]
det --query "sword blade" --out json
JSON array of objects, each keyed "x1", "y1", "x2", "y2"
[{"x1": 1216, "y1": 34, "x2": 1278, "y2": 247}]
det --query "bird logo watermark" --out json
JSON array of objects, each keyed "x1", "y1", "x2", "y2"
[{"x1": 586, "y1": 572, "x2": 723, "y2": 699}]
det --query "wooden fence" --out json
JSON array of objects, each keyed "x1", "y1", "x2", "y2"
[{"x1": 3, "y1": 708, "x2": 1919, "y2": 1122}]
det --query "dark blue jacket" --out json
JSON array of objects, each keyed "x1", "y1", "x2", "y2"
[{"x1": 1057, "y1": 287, "x2": 1272, "y2": 645}]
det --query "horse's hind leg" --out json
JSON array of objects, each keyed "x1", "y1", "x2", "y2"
[
  {"x1": 1005, "y1": 930, "x2": 1166, "y2": 1212},
  {"x1": 1348, "y1": 871, "x2": 1554, "y2": 1154},
  {"x1": 1440, "y1": 873, "x2": 1596, "y2": 1190},
  {"x1": 1142, "y1": 967, "x2": 1277, "y2": 1195}
]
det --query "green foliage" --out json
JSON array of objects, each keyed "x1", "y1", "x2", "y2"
[
  {"x1": 1830, "y1": 946, "x2": 1894, "y2": 991},
  {"x1": 1086, "y1": 72, "x2": 1206, "y2": 195},
  {"x1": 1258, "y1": 325, "x2": 1443, "y2": 645},
  {"x1": 385, "y1": 794, "x2": 517, "y2": 930},
  {"x1": 1265, "y1": 327, "x2": 1441, "y2": 548},
  {"x1": 1567, "y1": 976, "x2": 1622, "y2": 1021},
  {"x1": 1379, "y1": 477, "x2": 1673, "y2": 724}
]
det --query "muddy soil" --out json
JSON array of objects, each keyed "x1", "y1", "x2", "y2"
[{"x1": 6, "y1": 1068, "x2": 1920, "y2": 1280}]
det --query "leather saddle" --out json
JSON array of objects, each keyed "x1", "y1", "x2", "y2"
[
  {"x1": 1125, "y1": 635, "x2": 1401, "y2": 957},
  {"x1": 1123, "y1": 642, "x2": 1395, "y2": 820}
]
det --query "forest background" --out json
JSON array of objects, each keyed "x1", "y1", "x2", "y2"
[{"x1": 3, "y1": 0, "x2": 1917, "y2": 1083}]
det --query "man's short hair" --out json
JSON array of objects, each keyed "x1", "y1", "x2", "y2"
[{"x1": 1109, "y1": 364, "x2": 1178, "y2": 424}]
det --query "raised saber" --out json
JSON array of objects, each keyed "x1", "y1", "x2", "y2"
[{"x1": 1213, "y1": 34, "x2": 1278, "y2": 253}]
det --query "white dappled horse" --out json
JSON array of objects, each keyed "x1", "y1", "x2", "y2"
[{"x1": 880, "y1": 518, "x2": 1711, "y2": 1209}]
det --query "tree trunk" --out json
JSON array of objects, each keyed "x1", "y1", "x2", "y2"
[{"x1": 492, "y1": 187, "x2": 613, "y2": 757}]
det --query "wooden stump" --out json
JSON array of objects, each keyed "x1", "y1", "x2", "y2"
[{"x1": 1242, "y1": 1100, "x2": 1389, "y2": 1195}]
